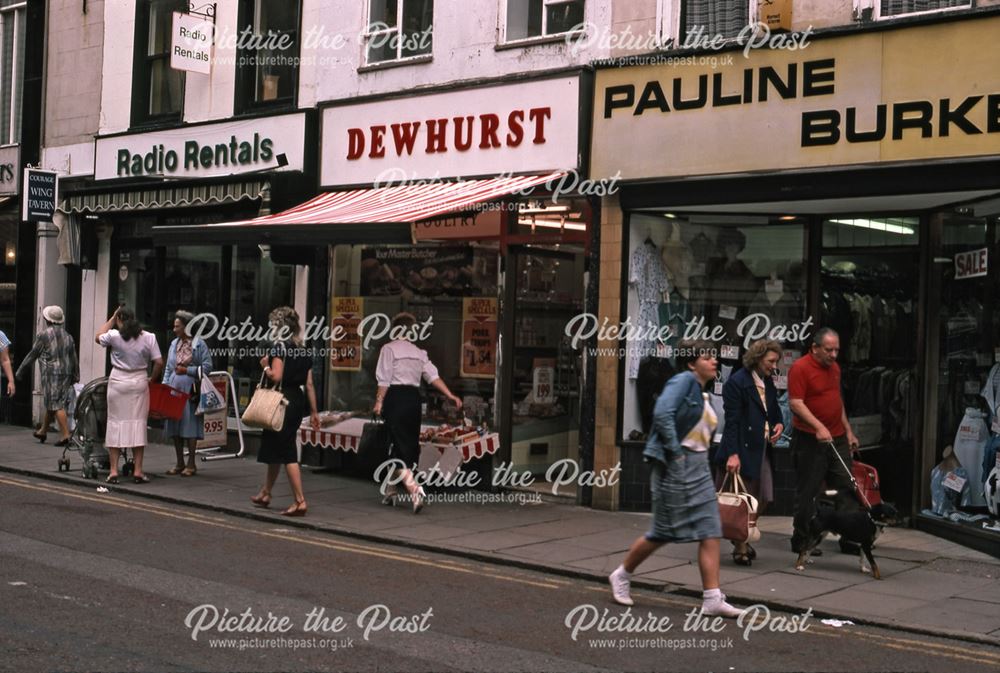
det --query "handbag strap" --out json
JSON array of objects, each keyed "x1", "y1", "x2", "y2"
[{"x1": 258, "y1": 370, "x2": 283, "y2": 393}]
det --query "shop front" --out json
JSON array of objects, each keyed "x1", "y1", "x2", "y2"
[
  {"x1": 167, "y1": 72, "x2": 598, "y2": 498},
  {"x1": 69, "y1": 111, "x2": 316, "y2": 397},
  {"x1": 589, "y1": 13, "x2": 1000, "y2": 555}
]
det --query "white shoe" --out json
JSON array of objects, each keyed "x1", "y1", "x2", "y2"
[
  {"x1": 701, "y1": 598, "x2": 744, "y2": 618},
  {"x1": 609, "y1": 566, "x2": 634, "y2": 606},
  {"x1": 412, "y1": 487, "x2": 426, "y2": 514}
]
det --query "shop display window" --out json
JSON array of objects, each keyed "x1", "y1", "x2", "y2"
[
  {"x1": 928, "y1": 214, "x2": 1000, "y2": 532},
  {"x1": 325, "y1": 243, "x2": 497, "y2": 426},
  {"x1": 621, "y1": 214, "x2": 807, "y2": 442},
  {"x1": 818, "y1": 225, "x2": 921, "y2": 509}
]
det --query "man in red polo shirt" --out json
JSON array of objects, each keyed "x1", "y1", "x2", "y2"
[{"x1": 788, "y1": 328, "x2": 860, "y2": 553}]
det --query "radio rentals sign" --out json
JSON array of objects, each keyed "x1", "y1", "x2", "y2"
[{"x1": 171, "y1": 12, "x2": 212, "y2": 74}]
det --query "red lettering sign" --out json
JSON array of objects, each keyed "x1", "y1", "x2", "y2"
[{"x1": 344, "y1": 107, "x2": 551, "y2": 161}]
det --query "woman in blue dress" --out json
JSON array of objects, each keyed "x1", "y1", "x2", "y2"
[
  {"x1": 608, "y1": 339, "x2": 744, "y2": 617},
  {"x1": 162, "y1": 311, "x2": 212, "y2": 476}
]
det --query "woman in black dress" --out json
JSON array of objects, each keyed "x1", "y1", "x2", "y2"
[{"x1": 250, "y1": 307, "x2": 320, "y2": 516}]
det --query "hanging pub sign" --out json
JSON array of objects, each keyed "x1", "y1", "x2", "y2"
[
  {"x1": 460, "y1": 298, "x2": 497, "y2": 379},
  {"x1": 0, "y1": 146, "x2": 19, "y2": 197},
  {"x1": 955, "y1": 248, "x2": 988, "y2": 280},
  {"x1": 171, "y1": 12, "x2": 213, "y2": 74},
  {"x1": 330, "y1": 297, "x2": 364, "y2": 371},
  {"x1": 22, "y1": 169, "x2": 58, "y2": 223}
]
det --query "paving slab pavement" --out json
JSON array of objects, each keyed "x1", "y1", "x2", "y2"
[{"x1": 2, "y1": 424, "x2": 998, "y2": 645}]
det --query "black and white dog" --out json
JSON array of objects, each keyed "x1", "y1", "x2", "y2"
[{"x1": 794, "y1": 494, "x2": 902, "y2": 579}]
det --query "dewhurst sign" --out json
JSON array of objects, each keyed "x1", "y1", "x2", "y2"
[{"x1": 94, "y1": 113, "x2": 307, "y2": 181}]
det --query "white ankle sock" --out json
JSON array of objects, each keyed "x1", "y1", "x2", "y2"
[
  {"x1": 703, "y1": 588, "x2": 721, "y2": 600},
  {"x1": 616, "y1": 564, "x2": 631, "y2": 577}
]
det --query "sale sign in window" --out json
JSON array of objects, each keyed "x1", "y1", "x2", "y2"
[{"x1": 461, "y1": 297, "x2": 497, "y2": 379}]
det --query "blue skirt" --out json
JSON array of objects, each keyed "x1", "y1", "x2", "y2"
[
  {"x1": 646, "y1": 448, "x2": 722, "y2": 543},
  {"x1": 163, "y1": 374, "x2": 203, "y2": 440}
]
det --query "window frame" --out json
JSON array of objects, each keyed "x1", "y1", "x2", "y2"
[
  {"x1": 872, "y1": 0, "x2": 971, "y2": 21},
  {"x1": 130, "y1": 0, "x2": 187, "y2": 129},
  {"x1": 498, "y1": 0, "x2": 586, "y2": 46},
  {"x1": 234, "y1": 0, "x2": 302, "y2": 115},
  {"x1": 0, "y1": 1, "x2": 25, "y2": 145},
  {"x1": 361, "y1": 0, "x2": 434, "y2": 66},
  {"x1": 657, "y1": 0, "x2": 758, "y2": 50}
]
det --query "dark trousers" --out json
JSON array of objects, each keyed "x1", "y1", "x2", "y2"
[{"x1": 790, "y1": 430, "x2": 857, "y2": 553}]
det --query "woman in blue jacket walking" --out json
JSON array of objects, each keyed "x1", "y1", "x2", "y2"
[
  {"x1": 609, "y1": 340, "x2": 743, "y2": 618},
  {"x1": 715, "y1": 339, "x2": 784, "y2": 566}
]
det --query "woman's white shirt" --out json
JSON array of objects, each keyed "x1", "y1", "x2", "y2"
[{"x1": 98, "y1": 329, "x2": 162, "y2": 371}]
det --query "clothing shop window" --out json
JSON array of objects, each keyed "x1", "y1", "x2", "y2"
[
  {"x1": 928, "y1": 214, "x2": 1000, "y2": 530},
  {"x1": 0, "y1": 1, "x2": 26, "y2": 144},
  {"x1": 502, "y1": 0, "x2": 584, "y2": 43},
  {"x1": 877, "y1": 0, "x2": 970, "y2": 20},
  {"x1": 132, "y1": 0, "x2": 186, "y2": 126},
  {"x1": 363, "y1": 0, "x2": 433, "y2": 65},
  {"x1": 235, "y1": 0, "x2": 301, "y2": 113},
  {"x1": 621, "y1": 214, "x2": 808, "y2": 443},
  {"x1": 819, "y1": 215, "x2": 920, "y2": 508},
  {"x1": 822, "y1": 217, "x2": 919, "y2": 248}
]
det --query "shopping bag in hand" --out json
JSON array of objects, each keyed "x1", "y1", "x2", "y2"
[{"x1": 195, "y1": 370, "x2": 225, "y2": 416}]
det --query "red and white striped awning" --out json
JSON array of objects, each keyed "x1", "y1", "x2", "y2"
[{"x1": 209, "y1": 171, "x2": 563, "y2": 228}]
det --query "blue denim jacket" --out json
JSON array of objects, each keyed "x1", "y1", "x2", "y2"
[{"x1": 643, "y1": 371, "x2": 705, "y2": 466}]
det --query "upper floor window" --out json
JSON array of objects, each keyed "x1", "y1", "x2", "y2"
[
  {"x1": 0, "y1": 0, "x2": 26, "y2": 144},
  {"x1": 364, "y1": 0, "x2": 433, "y2": 65},
  {"x1": 502, "y1": 0, "x2": 585, "y2": 43},
  {"x1": 132, "y1": 0, "x2": 186, "y2": 127},
  {"x1": 877, "y1": 0, "x2": 970, "y2": 19},
  {"x1": 236, "y1": 0, "x2": 301, "y2": 113},
  {"x1": 682, "y1": 0, "x2": 752, "y2": 41}
]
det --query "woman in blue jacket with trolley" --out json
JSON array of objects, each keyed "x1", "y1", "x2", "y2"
[{"x1": 162, "y1": 310, "x2": 212, "y2": 476}]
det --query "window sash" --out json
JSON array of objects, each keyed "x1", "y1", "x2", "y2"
[
  {"x1": 0, "y1": 6, "x2": 24, "y2": 145},
  {"x1": 134, "y1": 0, "x2": 185, "y2": 123},
  {"x1": 237, "y1": 0, "x2": 301, "y2": 110},
  {"x1": 878, "y1": 0, "x2": 969, "y2": 19},
  {"x1": 364, "y1": 0, "x2": 432, "y2": 63},
  {"x1": 682, "y1": 0, "x2": 750, "y2": 41},
  {"x1": 502, "y1": 0, "x2": 584, "y2": 43}
]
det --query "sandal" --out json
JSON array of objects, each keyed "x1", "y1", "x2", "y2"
[
  {"x1": 250, "y1": 492, "x2": 271, "y2": 508},
  {"x1": 105, "y1": 475, "x2": 119, "y2": 484},
  {"x1": 133, "y1": 474, "x2": 151, "y2": 484},
  {"x1": 165, "y1": 466, "x2": 185, "y2": 475},
  {"x1": 281, "y1": 500, "x2": 308, "y2": 517},
  {"x1": 180, "y1": 467, "x2": 197, "y2": 477},
  {"x1": 33, "y1": 431, "x2": 47, "y2": 443},
  {"x1": 732, "y1": 549, "x2": 752, "y2": 566},
  {"x1": 747, "y1": 544, "x2": 757, "y2": 561}
]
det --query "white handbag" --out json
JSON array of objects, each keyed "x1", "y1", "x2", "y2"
[{"x1": 240, "y1": 373, "x2": 287, "y2": 431}]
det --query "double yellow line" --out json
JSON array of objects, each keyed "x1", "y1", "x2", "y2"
[{"x1": 4, "y1": 473, "x2": 1000, "y2": 666}]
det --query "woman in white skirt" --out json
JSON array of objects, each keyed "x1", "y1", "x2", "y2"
[{"x1": 96, "y1": 306, "x2": 164, "y2": 484}]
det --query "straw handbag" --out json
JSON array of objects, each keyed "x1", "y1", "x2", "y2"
[
  {"x1": 241, "y1": 372, "x2": 287, "y2": 431},
  {"x1": 717, "y1": 471, "x2": 761, "y2": 544}
]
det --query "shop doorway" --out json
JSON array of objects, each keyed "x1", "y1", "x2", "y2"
[{"x1": 501, "y1": 243, "x2": 585, "y2": 495}]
